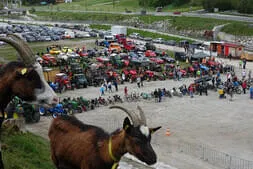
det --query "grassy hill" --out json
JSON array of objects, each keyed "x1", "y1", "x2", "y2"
[
  {"x1": 1, "y1": 129, "x2": 55, "y2": 169},
  {"x1": 28, "y1": 0, "x2": 201, "y2": 12}
]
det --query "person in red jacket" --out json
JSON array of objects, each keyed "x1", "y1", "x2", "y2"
[{"x1": 242, "y1": 80, "x2": 247, "y2": 94}]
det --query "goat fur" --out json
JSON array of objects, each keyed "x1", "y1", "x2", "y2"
[{"x1": 49, "y1": 115, "x2": 127, "y2": 169}]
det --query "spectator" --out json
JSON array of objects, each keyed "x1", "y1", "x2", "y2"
[
  {"x1": 137, "y1": 76, "x2": 141, "y2": 88},
  {"x1": 158, "y1": 88, "x2": 162, "y2": 102},
  {"x1": 154, "y1": 89, "x2": 158, "y2": 102},
  {"x1": 243, "y1": 58, "x2": 247, "y2": 69},
  {"x1": 124, "y1": 86, "x2": 128, "y2": 96},
  {"x1": 242, "y1": 80, "x2": 247, "y2": 94},
  {"x1": 100, "y1": 85, "x2": 105, "y2": 96},
  {"x1": 229, "y1": 53, "x2": 232, "y2": 61},
  {"x1": 212, "y1": 76, "x2": 215, "y2": 87},
  {"x1": 188, "y1": 85, "x2": 194, "y2": 98},
  {"x1": 250, "y1": 85, "x2": 253, "y2": 99},
  {"x1": 199, "y1": 83, "x2": 203, "y2": 96},
  {"x1": 239, "y1": 60, "x2": 243, "y2": 69},
  {"x1": 242, "y1": 69, "x2": 246, "y2": 80},
  {"x1": 108, "y1": 82, "x2": 112, "y2": 93},
  {"x1": 113, "y1": 80, "x2": 118, "y2": 92}
]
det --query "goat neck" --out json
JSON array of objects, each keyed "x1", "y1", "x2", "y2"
[{"x1": 100, "y1": 129, "x2": 126, "y2": 165}]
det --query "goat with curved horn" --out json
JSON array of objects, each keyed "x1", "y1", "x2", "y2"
[
  {"x1": 49, "y1": 105, "x2": 162, "y2": 169},
  {"x1": 0, "y1": 34, "x2": 58, "y2": 168}
]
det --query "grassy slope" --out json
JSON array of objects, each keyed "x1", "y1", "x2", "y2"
[
  {"x1": 33, "y1": 10, "x2": 252, "y2": 35},
  {"x1": 2, "y1": 131, "x2": 55, "y2": 169}
]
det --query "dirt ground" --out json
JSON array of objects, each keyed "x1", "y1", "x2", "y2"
[{"x1": 26, "y1": 58, "x2": 253, "y2": 169}]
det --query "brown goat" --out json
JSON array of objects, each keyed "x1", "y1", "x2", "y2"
[
  {"x1": 0, "y1": 34, "x2": 58, "y2": 169},
  {"x1": 49, "y1": 105, "x2": 161, "y2": 169}
]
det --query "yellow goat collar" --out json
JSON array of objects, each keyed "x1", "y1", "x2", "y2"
[{"x1": 109, "y1": 136, "x2": 119, "y2": 169}]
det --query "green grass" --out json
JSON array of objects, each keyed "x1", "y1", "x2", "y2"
[
  {"x1": 221, "y1": 23, "x2": 253, "y2": 36},
  {"x1": 2, "y1": 130, "x2": 55, "y2": 169},
  {"x1": 28, "y1": 0, "x2": 144, "y2": 12},
  {"x1": 34, "y1": 11, "x2": 252, "y2": 34},
  {"x1": 127, "y1": 28, "x2": 193, "y2": 42}
]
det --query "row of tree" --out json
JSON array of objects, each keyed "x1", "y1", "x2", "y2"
[
  {"x1": 202, "y1": 0, "x2": 253, "y2": 13},
  {"x1": 138, "y1": 0, "x2": 253, "y2": 14}
]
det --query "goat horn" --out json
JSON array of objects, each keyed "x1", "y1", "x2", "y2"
[
  {"x1": 137, "y1": 105, "x2": 147, "y2": 125},
  {"x1": 7, "y1": 34, "x2": 35, "y2": 65},
  {"x1": 0, "y1": 36, "x2": 32, "y2": 65},
  {"x1": 7, "y1": 34, "x2": 34, "y2": 56},
  {"x1": 109, "y1": 105, "x2": 140, "y2": 127}
]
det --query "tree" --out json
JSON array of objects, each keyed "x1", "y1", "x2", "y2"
[{"x1": 238, "y1": 0, "x2": 253, "y2": 13}]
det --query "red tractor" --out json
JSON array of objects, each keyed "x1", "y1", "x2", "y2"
[
  {"x1": 123, "y1": 40, "x2": 135, "y2": 51},
  {"x1": 115, "y1": 34, "x2": 126, "y2": 44},
  {"x1": 55, "y1": 73, "x2": 72, "y2": 91}
]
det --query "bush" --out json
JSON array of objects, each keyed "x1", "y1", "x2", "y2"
[{"x1": 30, "y1": 7, "x2": 36, "y2": 13}]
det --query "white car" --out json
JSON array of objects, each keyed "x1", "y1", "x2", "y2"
[{"x1": 129, "y1": 33, "x2": 140, "y2": 39}]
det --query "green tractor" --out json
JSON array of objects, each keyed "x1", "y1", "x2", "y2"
[{"x1": 5, "y1": 97, "x2": 40, "y2": 123}]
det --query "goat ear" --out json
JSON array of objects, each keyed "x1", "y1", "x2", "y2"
[
  {"x1": 123, "y1": 117, "x2": 131, "y2": 132},
  {"x1": 149, "y1": 126, "x2": 162, "y2": 134},
  {"x1": 16, "y1": 68, "x2": 28, "y2": 77}
]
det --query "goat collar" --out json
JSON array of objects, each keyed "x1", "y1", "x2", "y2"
[{"x1": 109, "y1": 136, "x2": 119, "y2": 169}]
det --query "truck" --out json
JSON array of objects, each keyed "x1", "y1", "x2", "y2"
[{"x1": 111, "y1": 26, "x2": 127, "y2": 36}]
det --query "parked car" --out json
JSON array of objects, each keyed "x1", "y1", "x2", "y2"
[
  {"x1": 150, "y1": 57, "x2": 165, "y2": 64},
  {"x1": 175, "y1": 52, "x2": 188, "y2": 61},
  {"x1": 153, "y1": 38, "x2": 165, "y2": 44},
  {"x1": 145, "y1": 42, "x2": 156, "y2": 51},
  {"x1": 145, "y1": 50, "x2": 156, "y2": 57},
  {"x1": 164, "y1": 40, "x2": 177, "y2": 46},
  {"x1": 129, "y1": 32, "x2": 140, "y2": 39},
  {"x1": 161, "y1": 56, "x2": 176, "y2": 63}
]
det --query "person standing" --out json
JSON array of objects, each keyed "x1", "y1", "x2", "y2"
[
  {"x1": 189, "y1": 85, "x2": 194, "y2": 98},
  {"x1": 243, "y1": 58, "x2": 247, "y2": 69},
  {"x1": 242, "y1": 69, "x2": 246, "y2": 80},
  {"x1": 242, "y1": 80, "x2": 247, "y2": 94},
  {"x1": 124, "y1": 86, "x2": 128, "y2": 96},
  {"x1": 100, "y1": 85, "x2": 105, "y2": 96},
  {"x1": 154, "y1": 89, "x2": 158, "y2": 102},
  {"x1": 137, "y1": 76, "x2": 141, "y2": 88},
  {"x1": 113, "y1": 80, "x2": 118, "y2": 92},
  {"x1": 158, "y1": 88, "x2": 162, "y2": 102},
  {"x1": 108, "y1": 82, "x2": 112, "y2": 93},
  {"x1": 248, "y1": 70, "x2": 252, "y2": 80}
]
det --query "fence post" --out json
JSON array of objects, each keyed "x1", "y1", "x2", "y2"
[{"x1": 228, "y1": 155, "x2": 232, "y2": 169}]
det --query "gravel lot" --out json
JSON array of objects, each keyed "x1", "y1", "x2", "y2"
[{"x1": 26, "y1": 58, "x2": 253, "y2": 169}]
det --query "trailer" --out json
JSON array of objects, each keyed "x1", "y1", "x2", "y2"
[{"x1": 111, "y1": 25, "x2": 127, "y2": 36}]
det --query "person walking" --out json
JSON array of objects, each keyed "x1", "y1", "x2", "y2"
[
  {"x1": 242, "y1": 80, "x2": 247, "y2": 94},
  {"x1": 248, "y1": 70, "x2": 252, "y2": 80}
]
